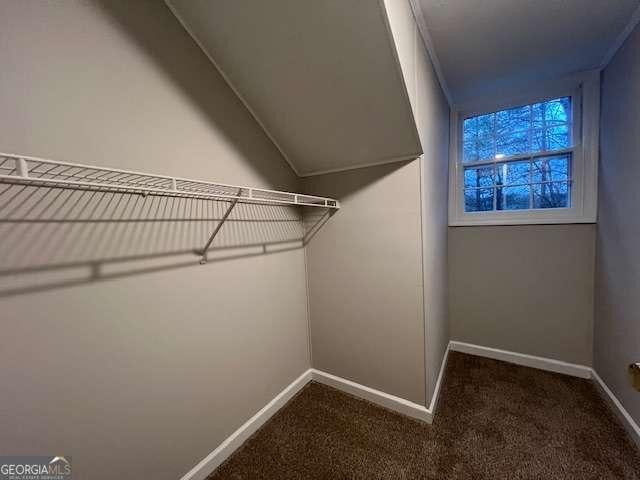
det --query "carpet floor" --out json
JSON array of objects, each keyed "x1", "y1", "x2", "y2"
[{"x1": 209, "y1": 352, "x2": 640, "y2": 479}]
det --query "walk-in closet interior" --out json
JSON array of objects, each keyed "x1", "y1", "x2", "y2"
[{"x1": 1, "y1": 1, "x2": 639, "y2": 479}]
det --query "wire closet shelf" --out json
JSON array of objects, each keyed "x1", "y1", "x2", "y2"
[
  {"x1": 0, "y1": 152, "x2": 339, "y2": 264},
  {"x1": 0, "y1": 152, "x2": 339, "y2": 209}
]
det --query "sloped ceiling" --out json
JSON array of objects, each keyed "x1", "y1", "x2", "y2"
[
  {"x1": 416, "y1": 0, "x2": 640, "y2": 105},
  {"x1": 167, "y1": 0, "x2": 422, "y2": 176}
]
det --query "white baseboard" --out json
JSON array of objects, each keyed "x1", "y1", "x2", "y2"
[
  {"x1": 449, "y1": 340, "x2": 592, "y2": 379},
  {"x1": 428, "y1": 344, "x2": 451, "y2": 413},
  {"x1": 449, "y1": 340, "x2": 640, "y2": 450},
  {"x1": 180, "y1": 369, "x2": 313, "y2": 480},
  {"x1": 311, "y1": 369, "x2": 432, "y2": 423},
  {"x1": 183, "y1": 342, "x2": 640, "y2": 480},
  {"x1": 179, "y1": 349, "x2": 452, "y2": 480},
  {"x1": 591, "y1": 369, "x2": 640, "y2": 449},
  {"x1": 309, "y1": 344, "x2": 452, "y2": 423}
]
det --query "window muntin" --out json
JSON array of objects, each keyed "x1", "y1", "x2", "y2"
[{"x1": 461, "y1": 97, "x2": 573, "y2": 213}]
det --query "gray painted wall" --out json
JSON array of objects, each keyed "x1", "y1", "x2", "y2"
[
  {"x1": 303, "y1": 0, "x2": 450, "y2": 407},
  {"x1": 411, "y1": 6, "x2": 450, "y2": 404},
  {"x1": 0, "y1": 2, "x2": 309, "y2": 479},
  {"x1": 385, "y1": 0, "x2": 449, "y2": 403},
  {"x1": 385, "y1": 0, "x2": 450, "y2": 403},
  {"x1": 596, "y1": 22, "x2": 640, "y2": 425},
  {"x1": 302, "y1": 161, "x2": 426, "y2": 404},
  {"x1": 449, "y1": 225, "x2": 596, "y2": 366}
]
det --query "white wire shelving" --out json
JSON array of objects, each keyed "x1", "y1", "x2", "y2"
[
  {"x1": 0, "y1": 152, "x2": 339, "y2": 208},
  {"x1": 0, "y1": 152, "x2": 339, "y2": 263}
]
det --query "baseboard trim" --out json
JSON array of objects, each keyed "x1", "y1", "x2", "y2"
[
  {"x1": 179, "y1": 343, "x2": 640, "y2": 480},
  {"x1": 310, "y1": 369, "x2": 433, "y2": 423},
  {"x1": 448, "y1": 340, "x2": 640, "y2": 450},
  {"x1": 179, "y1": 352, "x2": 452, "y2": 480},
  {"x1": 185, "y1": 342, "x2": 638, "y2": 480},
  {"x1": 449, "y1": 341, "x2": 592, "y2": 379},
  {"x1": 428, "y1": 344, "x2": 451, "y2": 413},
  {"x1": 180, "y1": 369, "x2": 313, "y2": 480},
  {"x1": 591, "y1": 369, "x2": 640, "y2": 449}
]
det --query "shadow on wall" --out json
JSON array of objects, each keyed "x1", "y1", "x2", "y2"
[
  {"x1": 301, "y1": 160, "x2": 414, "y2": 200},
  {"x1": 0, "y1": 184, "x2": 334, "y2": 297},
  {"x1": 92, "y1": 0, "x2": 293, "y2": 187}
]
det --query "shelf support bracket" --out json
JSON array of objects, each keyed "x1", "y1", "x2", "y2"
[
  {"x1": 16, "y1": 157, "x2": 29, "y2": 178},
  {"x1": 199, "y1": 189, "x2": 242, "y2": 264}
]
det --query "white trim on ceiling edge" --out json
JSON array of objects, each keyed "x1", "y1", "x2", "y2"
[
  {"x1": 164, "y1": 0, "x2": 301, "y2": 177},
  {"x1": 600, "y1": 2, "x2": 640, "y2": 68},
  {"x1": 407, "y1": 0, "x2": 453, "y2": 106},
  {"x1": 181, "y1": 342, "x2": 639, "y2": 480}
]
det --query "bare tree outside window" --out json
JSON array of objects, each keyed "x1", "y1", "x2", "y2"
[{"x1": 462, "y1": 97, "x2": 571, "y2": 212}]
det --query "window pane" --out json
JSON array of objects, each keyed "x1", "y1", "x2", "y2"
[
  {"x1": 496, "y1": 161, "x2": 530, "y2": 185},
  {"x1": 463, "y1": 117, "x2": 477, "y2": 144},
  {"x1": 497, "y1": 185, "x2": 530, "y2": 210},
  {"x1": 496, "y1": 105, "x2": 530, "y2": 133},
  {"x1": 463, "y1": 140, "x2": 478, "y2": 162},
  {"x1": 496, "y1": 129, "x2": 529, "y2": 157},
  {"x1": 546, "y1": 125, "x2": 570, "y2": 150},
  {"x1": 465, "y1": 188, "x2": 494, "y2": 212},
  {"x1": 532, "y1": 97, "x2": 571, "y2": 128},
  {"x1": 464, "y1": 166, "x2": 494, "y2": 188},
  {"x1": 532, "y1": 182, "x2": 569, "y2": 208},
  {"x1": 532, "y1": 154, "x2": 570, "y2": 183},
  {"x1": 477, "y1": 136, "x2": 494, "y2": 160},
  {"x1": 463, "y1": 114, "x2": 495, "y2": 162},
  {"x1": 476, "y1": 113, "x2": 494, "y2": 137},
  {"x1": 463, "y1": 115, "x2": 494, "y2": 143},
  {"x1": 532, "y1": 125, "x2": 570, "y2": 151}
]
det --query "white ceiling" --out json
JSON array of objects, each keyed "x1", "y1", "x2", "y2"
[
  {"x1": 167, "y1": 0, "x2": 422, "y2": 177},
  {"x1": 417, "y1": 0, "x2": 640, "y2": 105}
]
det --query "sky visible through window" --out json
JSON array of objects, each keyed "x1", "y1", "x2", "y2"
[{"x1": 462, "y1": 97, "x2": 572, "y2": 212}]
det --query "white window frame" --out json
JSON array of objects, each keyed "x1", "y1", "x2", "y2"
[{"x1": 448, "y1": 70, "x2": 600, "y2": 226}]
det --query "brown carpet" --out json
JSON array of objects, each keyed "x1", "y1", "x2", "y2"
[{"x1": 209, "y1": 352, "x2": 640, "y2": 479}]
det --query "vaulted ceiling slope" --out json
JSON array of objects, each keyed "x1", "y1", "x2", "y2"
[
  {"x1": 416, "y1": 0, "x2": 640, "y2": 105},
  {"x1": 167, "y1": 0, "x2": 422, "y2": 176}
]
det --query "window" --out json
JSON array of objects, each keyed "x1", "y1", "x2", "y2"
[
  {"x1": 463, "y1": 97, "x2": 572, "y2": 212},
  {"x1": 449, "y1": 72, "x2": 599, "y2": 226}
]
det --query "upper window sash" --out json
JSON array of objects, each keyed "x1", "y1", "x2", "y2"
[{"x1": 460, "y1": 94, "x2": 578, "y2": 164}]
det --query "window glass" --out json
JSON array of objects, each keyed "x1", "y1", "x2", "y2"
[
  {"x1": 463, "y1": 97, "x2": 572, "y2": 163},
  {"x1": 461, "y1": 97, "x2": 572, "y2": 213},
  {"x1": 462, "y1": 153, "x2": 571, "y2": 212},
  {"x1": 464, "y1": 188, "x2": 494, "y2": 212}
]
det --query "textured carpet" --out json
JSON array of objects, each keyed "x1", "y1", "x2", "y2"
[{"x1": 209, "y1": 352, "x2": 640, "y2": 479}]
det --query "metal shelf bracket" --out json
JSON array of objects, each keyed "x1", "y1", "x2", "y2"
[{"x1": 198, "y1": 189, "x2": 242, "y2": 264}]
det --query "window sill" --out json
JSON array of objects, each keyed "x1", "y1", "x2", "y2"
[{"x1": 449, "y1": 213, "x2": 596, "y2": 227}]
